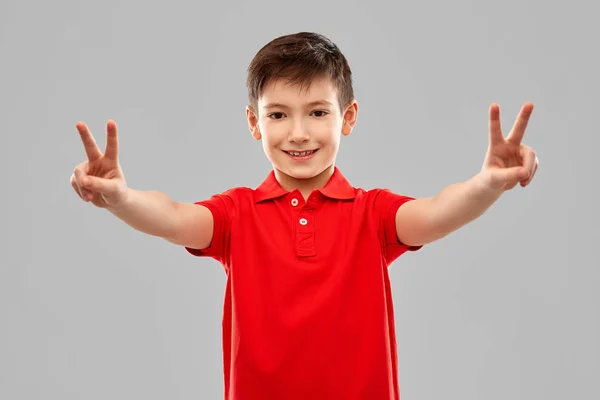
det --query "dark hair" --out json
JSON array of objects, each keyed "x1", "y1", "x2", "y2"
[{"x1": 246, "y1": 32, "x2": 354, "y2": 115}]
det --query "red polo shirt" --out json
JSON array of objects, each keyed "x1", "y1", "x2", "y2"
[{"x1": 185, "y1": 167, "x2": 422, "y2": 400}]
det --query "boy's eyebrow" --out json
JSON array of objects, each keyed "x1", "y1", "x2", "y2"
[{"x1": 262, "y1": 100, "x2": 334, "y2": 109}]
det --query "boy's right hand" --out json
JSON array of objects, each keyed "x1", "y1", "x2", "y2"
[{"x1": 71, "y1": 120, "x2": 129, "y2": 209}]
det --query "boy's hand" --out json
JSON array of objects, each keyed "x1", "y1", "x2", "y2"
[
  {"x1": 478, "y1": 102, "x2": 539, "y2": 192},
  {"x1": 70, "y1": 120, "x2": 129, "y2": 209}
]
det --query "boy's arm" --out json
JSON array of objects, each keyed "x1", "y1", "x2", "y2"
[
  {"x1": 394, "y1": 175, "x2": 503, "y2": 245},
  {"x1": 71, "y1": 120, "x2": 214, "y2": 250},
  {"x1": 395, "y1": 102, "x2": 539, "y2": 247},
  {"x1": 107, "y1": 189, "x2": 214, "y2": 249}
]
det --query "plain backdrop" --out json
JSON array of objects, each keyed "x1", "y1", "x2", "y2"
[{"x1": 1, "y1": 0, "x2": 598, "y2": 399}]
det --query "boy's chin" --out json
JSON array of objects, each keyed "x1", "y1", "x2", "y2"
[{"x1": 276, "y1": 164, "x2": 330, "y2": 181}]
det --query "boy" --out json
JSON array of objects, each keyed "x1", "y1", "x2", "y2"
[{"x1": 70, "y1": 32, "x2": 539, "y2": 400}]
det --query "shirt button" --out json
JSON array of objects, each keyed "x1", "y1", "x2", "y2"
[
  {"x1": 291, "y1": 198, "x2": 299, "y2": 207},
  {"x1": 299, "y1": 218, "x2": 308, "y2": 226}
]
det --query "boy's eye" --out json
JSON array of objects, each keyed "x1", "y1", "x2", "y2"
[
  {"x1": 267, "y1": 111, "x2": 328, "y2": 119},
  {"x1": 268, "y1": 112, "x2": 284, "y2": 120}
]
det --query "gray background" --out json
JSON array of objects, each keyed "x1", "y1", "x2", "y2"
[{"x1": 1, "y1": 0, "x2": 598, "y2": 399}]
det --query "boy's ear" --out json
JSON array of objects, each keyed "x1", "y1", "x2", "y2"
[
  {"x1": 341, "y1": 100, "x2": 358, "y2": 136},
  {"x1": 246, "y1": 105, "x2": 261, "y2": 140}
]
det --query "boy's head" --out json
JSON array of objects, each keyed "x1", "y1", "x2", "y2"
[{"x1": 245, "y1": 32, "x2": 358, "y2": 188}]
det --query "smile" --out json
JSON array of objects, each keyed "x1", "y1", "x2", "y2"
[
  {"x1": 283, "y1": 149, "x2": 319, "y2": 160},
  {"x1": 285, "y1": 150, "x2": 316, "y2": 156}
]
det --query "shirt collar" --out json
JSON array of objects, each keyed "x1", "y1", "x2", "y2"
[{"x1": 254, "y1": 166, "x2": 356, "y2": 203}]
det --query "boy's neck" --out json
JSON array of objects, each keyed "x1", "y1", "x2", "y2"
[{"x1": 273, "y1": 164, "x2": 335, "y2": 200}]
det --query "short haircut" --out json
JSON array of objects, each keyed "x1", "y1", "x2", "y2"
[{"x1": 246, "y1": 32, "x2": 354, "y2": 115}]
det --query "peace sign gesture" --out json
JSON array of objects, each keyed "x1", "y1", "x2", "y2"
[
  {"x1": 70, "y1": 120, "x2": 129, "y2": 209},
  {"x1": 479, "y1": 102, "x2": 539, "y2": 191}
]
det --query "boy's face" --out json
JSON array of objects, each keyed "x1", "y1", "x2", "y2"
[{"x1": 246, "y1": 76, "x2": 358, "y2": 187}]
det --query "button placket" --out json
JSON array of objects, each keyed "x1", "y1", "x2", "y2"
[{"x1": 296, "y1": 210, "x2": 315, "y2": 257}]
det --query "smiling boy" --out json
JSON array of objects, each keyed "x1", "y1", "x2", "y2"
[{"x1": 71, "y1": 32, "x2": 539, "y2": 400}]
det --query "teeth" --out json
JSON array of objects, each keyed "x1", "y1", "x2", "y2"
[{"x1": 289, "y1": 150, "x2": 313, "y2": 157}]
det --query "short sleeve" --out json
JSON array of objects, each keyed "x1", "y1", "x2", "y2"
[
  {"x1": 184, "y1": 192, "x2": 234, "y2": 268},
  {"x1": 375, "y1": 189, "x2": 423, "y2": 265}
]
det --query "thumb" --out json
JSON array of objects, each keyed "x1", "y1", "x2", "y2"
[
  {"x1": 492, "y1": 166, "x2": 529, "y2": 186},
  {"x1": 81, "y1": 175, "x2": 123, "y2": 196}
]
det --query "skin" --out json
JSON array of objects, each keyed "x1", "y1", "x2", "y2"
[
  {"x1": 71, "y1": 76, "x2": 538, "y2": 250},
  {"x1": 246, "y1": 76, "x2": 358, "y2": 200},
  {"x1": 394, "y1": 102, "x2": 539, "y2": 246},
  {"x1": 246, "y1": 76, "x2": 539, "y2": 247}
]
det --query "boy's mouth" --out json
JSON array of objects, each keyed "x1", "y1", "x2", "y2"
[
  {"x1": 283, "y1": 149, "x2": 319, "y2": 161},
  {"x1": 283, "y1": 149, "x2": 318, "y2": 157}
]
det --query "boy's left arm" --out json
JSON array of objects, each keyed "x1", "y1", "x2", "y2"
[{"x1": 396, "y1": 102, "x2": 540, "y2": 246}]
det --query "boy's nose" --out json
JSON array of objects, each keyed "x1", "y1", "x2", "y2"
[{"x1": 288, "y1": 124, "x2": 310, "y2": 143}]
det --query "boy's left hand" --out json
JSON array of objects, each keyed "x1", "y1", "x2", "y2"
[{"x1": 478, "y1": 102, "x2": 539, "y2": 191}]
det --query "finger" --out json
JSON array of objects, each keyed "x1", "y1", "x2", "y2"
[
  {"x1": 489, "y1": 103, "x2": 504, "y2": 147},
  {"x1": 82, "y1": 175, "x2": 121, "y2": 196},
  {"x1": 520, "y1": 146, "x2": 537, "y2": 181},
  {"x1": 488, "y1": 103, "x2": 504, "y2": 147},
  {"x1": 76, "y1": 122, "x2": 103, "y2": 161},
  {"x1": 70, "y1": 173, "x2": 84, "y2": 199},
  {"x1": 494, "y1": 166, "x2": 529, "y2": 187},
  {"x1": 507, "y1": 102, "x2": 534, "y2": 145},
  {"x1": 520, "y1": 156, "x2": 539, "y2": 187},
  {"x1": 73, "y1": 166, "x2": 92, "y2": 199},
  {"x1": 104, "y1": 120, "x2": 119, "y2": 161}
]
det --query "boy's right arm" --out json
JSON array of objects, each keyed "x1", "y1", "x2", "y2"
[
  {"x1": 71, "y1": 120, "x2": 213, "y2": 250},
  {"x1": 106, "y1": 189, "x2": 214, "y2": 248}
]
